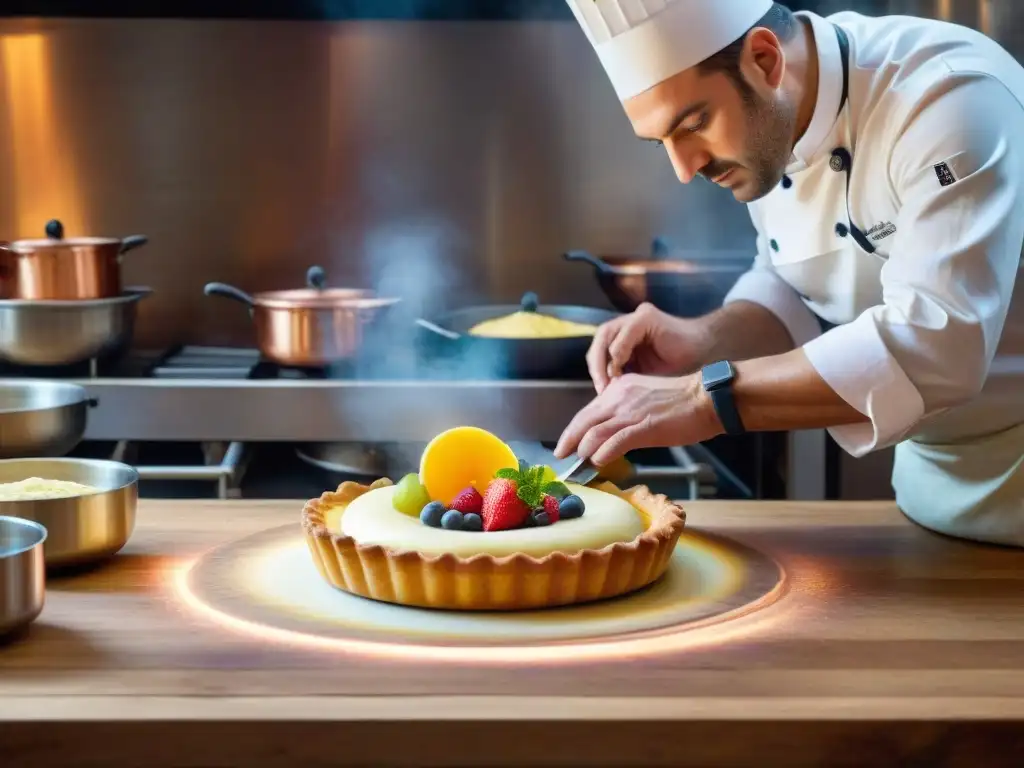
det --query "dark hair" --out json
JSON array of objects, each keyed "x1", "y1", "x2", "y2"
[{"x1": 696, "y1": 3, "x2": 798, "y2": 94}]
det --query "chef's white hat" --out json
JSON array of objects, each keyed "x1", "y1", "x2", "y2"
[{"x1": 566, "y1": 0, "x2": 775, "y2": 101}]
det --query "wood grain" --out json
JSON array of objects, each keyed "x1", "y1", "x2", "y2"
[{"x1": 2, "y1": 498, "x2": 1024, "y2": 767}]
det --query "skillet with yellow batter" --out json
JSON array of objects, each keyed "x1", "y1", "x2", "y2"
[
  {"x1": 468, "y1": 310, "x2": 598, "y2": 339},
  {"x1": 467, "y1": 291, "x2": 600, "y2": 340}
]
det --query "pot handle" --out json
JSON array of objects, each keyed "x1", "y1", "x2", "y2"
[
  {"x1": 0, "y1": 242, "x2": 10, "y2": 294},
  {"x1": 119, "y1": 235, "x2": 149, "y2": 255},
  {"x1": 306, "y1": 265, "x2": 327, "y2": 290},
  {"x1": 415, "y1": 317, "x2": 461, "y2": 341},
  {"x1": 204, "y1": 282, "x2": 256, "y2": 307},
  {"x1": 563, "y1": 250, "x2": 613, "y2": 275}
]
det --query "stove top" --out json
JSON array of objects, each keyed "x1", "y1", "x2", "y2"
[
  {"x1": 0, "y1": 349, "x2": 169, "y2": 379},
  {"x1": 0, "y1": 344, "x2": 591, "y2": 382}
]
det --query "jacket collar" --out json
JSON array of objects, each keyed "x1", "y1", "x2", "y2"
[{"x1": 787, "y1": 11, "x2": 846, "y2": 173}]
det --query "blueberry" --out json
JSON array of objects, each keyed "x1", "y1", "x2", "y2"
[
  {"x1": 532, "y1": 510, "x2": 551, "y2": 527},
  {"x1": 559, "y1": 495, "x2": 585, "y2": 520},
  {"x1": 462, "y1": 513, "x2": 483, "y2": 532},
  {"x1": 420, "y1": 501, "x2": 447, "y2": 527},
  {"x1": 520, "y1": 291, "x2": 539, "y2": 312},
  {"x1": 441, "y1": 509, "x2": 465, "y2": 530}
]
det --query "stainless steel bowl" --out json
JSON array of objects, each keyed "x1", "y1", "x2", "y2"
[
  {"x1": 0, "y1": 380, "x2": 93, "y2": 459},
  {"x1": 0, "y1": 458, "x2": 138, "y2": 569},
  {"x1": 0, "y1": 287, "x2": 151, "y2": 366},
  {"x1": 0, "y1": 515, "x2": 46, "y2": 637}
]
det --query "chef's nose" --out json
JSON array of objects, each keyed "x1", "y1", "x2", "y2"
[{"x1": 664, "y1": 140, "x2": 709, "y2": 185}]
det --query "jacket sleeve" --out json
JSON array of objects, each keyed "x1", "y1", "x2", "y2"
[
  {"x1": 722, "y1": 202, "x2": 825, "y2": 348},
  {"x1": 802, "y1": 73, "x2": 1024, "y2": 457}
]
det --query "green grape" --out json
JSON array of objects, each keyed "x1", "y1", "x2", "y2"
[{"x1": 393, "y1": 473, "x2": 431, "y2": 516}]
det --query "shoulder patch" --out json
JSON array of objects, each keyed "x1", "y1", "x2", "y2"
[{"x1": 934, "y1": 162, "x2": 957, "y2": 187}]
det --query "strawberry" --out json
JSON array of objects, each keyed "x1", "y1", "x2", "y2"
[
  {"x1": 450, "y1": 486, "x2": 484, "y2": 515},
  {"x1": 481, "y1": 478, "x2": 531, "y2": 531},
  {"x1": 542, "y1": 494, "x2": 560, "y2": 524}
]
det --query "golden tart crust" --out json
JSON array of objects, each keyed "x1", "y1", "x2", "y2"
[{"x1": 301, "y1": 479, "x2": 686, "y2": 611}]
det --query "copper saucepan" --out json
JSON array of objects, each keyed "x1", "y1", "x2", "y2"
[
  {"x1": 203, "y1": 266, "x2": 401, "y2": 367},
  {"x1": 0, "y1": 219, "x2": 148, "y2": 301}
]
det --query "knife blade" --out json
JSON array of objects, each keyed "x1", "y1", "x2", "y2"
[{"x1": 506, "y1": 441, "x2": 600, "y2": 485}]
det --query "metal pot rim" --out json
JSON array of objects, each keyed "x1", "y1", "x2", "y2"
[
  {"x1": 0, "y1": 457, "x2": 141, "y2": 495},
  {"x1": 0, "y1": 515, "x2": 48, "y2": 558},
  {"x1": 5, "y1": 237, "x2": 122, "y2": 251},
  {"x1": 595, "y1": 256, "x2": 754, "y2": 275},
  {"x1": 254, "y1": 291, "x2": 401, "y2": 310},
  {"x1": 0, "y1": 380, "x2": 88, "y2": 414},
  {"x1": 598, "y1": 258, "x2": 733, "y2": 275},
  {"x1": 0, "y1": 286, "x2": 153, "y2": 308}
]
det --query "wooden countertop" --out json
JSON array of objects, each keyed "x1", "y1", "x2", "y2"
[{"x1": 2, "y1": 497, "x2": 1023, "y2": 767}]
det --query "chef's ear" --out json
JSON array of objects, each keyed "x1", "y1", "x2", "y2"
[{"x1": 742, "y1": 27, "x2": 786, "y2": 92}]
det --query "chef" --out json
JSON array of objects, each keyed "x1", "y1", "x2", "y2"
[{"x1": 554, "y1": 0, "x2": 1024, "y2": 546}]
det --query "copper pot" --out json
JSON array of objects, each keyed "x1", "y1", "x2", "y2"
[
  {"x1": 203, "y1": 266, "x2": 400, "y2": 367},
  {"x1": 563, "y1": 240, "x2": 748, "y2": 318},
  {"x1": 0, "y1": 219, "x2": 148, "y2": 301}
]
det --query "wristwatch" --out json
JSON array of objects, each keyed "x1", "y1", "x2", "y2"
[{"x1": 701, "y1": 360, "x2": 746, "y2": 435}]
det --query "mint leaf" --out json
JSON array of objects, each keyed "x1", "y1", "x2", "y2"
[
  {"x1": 495, "y1": 467, "x2": 519, "y2": 480},
  {"x1": 542, "y1": 481, "x2": 570, "y2": 500},
  {"x1": 517, "y1": 481, "x2": 542, "y2": 509}
]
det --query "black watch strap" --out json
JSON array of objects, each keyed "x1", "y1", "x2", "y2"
[{"x1": 701, "y1": 361, "x2": 746, "y2": 436}]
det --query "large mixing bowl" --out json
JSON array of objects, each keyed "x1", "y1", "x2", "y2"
[
  {"x1": 0, "y1": 287, "x2": 151, "y2": 366},
  {"x1": 0, "y1": 380, "x2": 94, "y2": 459},
  {"x1": 0, "y1": 515, "x2": 46, "y2": 638},
  {"x1": 0, "y1": 458, "x2": 138, "y2": 569}
]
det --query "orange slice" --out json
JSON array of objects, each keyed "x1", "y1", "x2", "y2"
[{"x1": 419, "y1": 427, "x2": 520, "y2": 506}]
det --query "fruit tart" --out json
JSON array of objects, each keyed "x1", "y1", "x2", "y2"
[{"x1": 301, "y1": 427, "x2": 686, "y2": 611}]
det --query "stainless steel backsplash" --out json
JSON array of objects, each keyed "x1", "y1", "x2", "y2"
[{"x1": 0, "y1": 2, "x2": 1016, "y2": 348}]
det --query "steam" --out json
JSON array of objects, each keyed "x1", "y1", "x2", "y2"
[
  {"x1": 364, "y1": 217, "x2": 465, "y2": 320},
  {"x1": 326, "y1": 217, "x2": 523, "y2": 468}
]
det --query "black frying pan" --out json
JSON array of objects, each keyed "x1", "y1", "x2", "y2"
[{"x1": 416, "y1": 293, "x2": 619, "y2": 380}]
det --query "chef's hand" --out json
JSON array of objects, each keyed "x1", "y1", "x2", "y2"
[
  {"x1": 554, "y1": 372, "x2": 723, "y2": 466},
  {"x1": 588, "y1": 303, "x2": 706, "y2": 393}
]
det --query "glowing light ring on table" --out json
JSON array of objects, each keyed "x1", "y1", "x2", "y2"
[{"x1": 173, "y1": 524, "x2": 786, "y2": 663}]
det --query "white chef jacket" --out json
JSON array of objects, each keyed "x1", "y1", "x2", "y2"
[{"x1": 723, "y1": 10, "x2": 1024, "y2": 545}]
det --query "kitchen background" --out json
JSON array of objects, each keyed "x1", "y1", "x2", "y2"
[{"x1": 1, "y1": 0, "x2": 1019, "y2": 500}]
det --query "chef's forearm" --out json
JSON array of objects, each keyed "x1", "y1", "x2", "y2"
[
  {"x1": 730, "y1": 348, "x2": 868, "y2": 431},
  {"x1": 692, "y1": 300, "x2": 797, "y2": 366}
]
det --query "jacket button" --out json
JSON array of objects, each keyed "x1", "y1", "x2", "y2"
[
  {"x1": 770, "y1": 239, "x2": 779, "y2": 252},
  {"x1": 829, "y1": 149, "x2": 850, "y2": 173},
  {"x1": 835, "y1": 222, "x2": 849, "y2": 237},
  {"x1": 781, "y1": 175, "x2": 793, "y2": 189}
]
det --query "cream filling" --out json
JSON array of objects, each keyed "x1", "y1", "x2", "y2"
[{"x1": 331, "y1": 484, "x2": 644, "y2": 558}]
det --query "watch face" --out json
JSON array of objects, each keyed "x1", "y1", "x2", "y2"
[{"x1": 702, "y1": 360, "x2": 734, "y2": 390}]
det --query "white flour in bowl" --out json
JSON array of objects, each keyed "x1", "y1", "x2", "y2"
[{"x1": 0, "y1": 477, "x2": 99, "y2": 501}]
